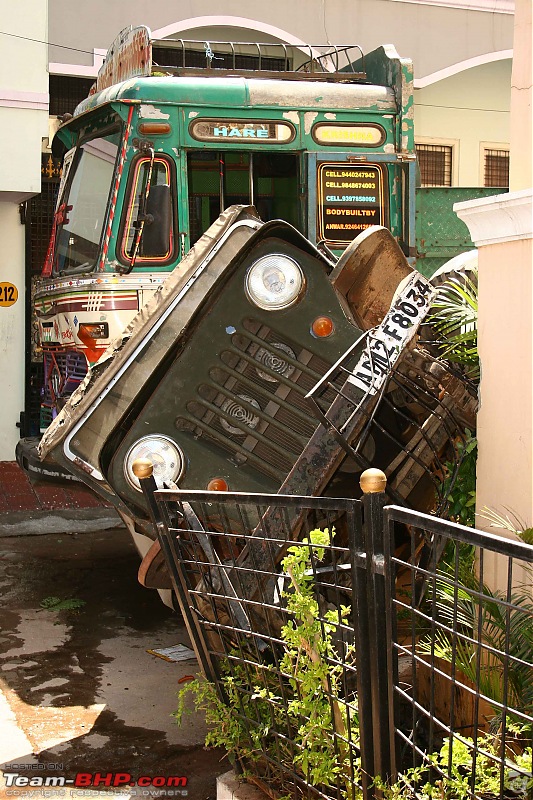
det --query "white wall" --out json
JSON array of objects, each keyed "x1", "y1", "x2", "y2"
[
  {"x1": 414, "y1": 60, "x2": 512, "y2": 185},
  {"x1": 0, "y1": 4, "x2": 49, "y2": 200},
  {"x1": 0, "y1": 108, "x2": 49, "y2": 200},
  {"x1": 0, "y1": 203, "x2": 26, "y2": 460},
  {"x1": 0, "y1": 6, "x2": 48, "y2": 94},
  {"x1": 0, "y1": 2, "x2": 48, "y2": 460}
]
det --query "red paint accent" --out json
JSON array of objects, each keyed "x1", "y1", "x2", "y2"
[
  {"x1": 98, "y1": 105, "x2": 134, "y2": 271},
  {"x1": 76, "y1": 325, "x2": 103, "y2": 362},
  {"x1": 41, "y1": 203, "x2": 71, "y2": 277}
]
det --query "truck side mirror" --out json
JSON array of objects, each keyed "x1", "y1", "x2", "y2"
[{"x1": 141, "y1": 184, "x2": 172, "y2": 258}]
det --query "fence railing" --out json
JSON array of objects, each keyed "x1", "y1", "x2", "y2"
[
  {"x1": 135, "y1": 460, "x2": 533, "y2": 800},
  {"x1": 383, "y1": 505, "x2": 533, "y2": 799}
]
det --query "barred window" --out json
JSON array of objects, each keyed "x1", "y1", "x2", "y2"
[
  {"x1": 49, "y1": 75, "x2": 95, "y2": 117},
  {"x1": 416, "y1": 143, "x2": 452, "y2": 187},
  {"x1": 484, "y1": 148, "x2": 509, "y2": 188}
]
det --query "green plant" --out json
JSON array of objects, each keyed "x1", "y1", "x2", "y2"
[
  {"x1": 432, "y1": 726, "x2": 532, "y2": 798},
  {"x1": 377, "y1": 725, "x2": 532, "y2": 799},
  {"x1": 429, "y1": 270, "x2": 480, "y2": 525},
  {"x1": 429, "y1": 270, "x2": 479, "y2": 381},
  {"x1": 176, "y1": 529, "x2": 532, "y2": 799},
  {"x1": 479, "y1": 507, "x2": 533, "y2": 546},
  {"x1": 419, "y1": 571, "x2": 533, "y2": 720},
  {"x1": 441, "y1": 429, "x2": 477, "y2": 526},
  {"x1": 175, "y1": 664, "x2": 272, "y2": 760},
  {"x1": 39, "y1": 596, "x2": 86, "y2": 612},
  {"x1": 279, "y1": 529, "x2": 358, "y2": 789},
  {"x1": 175, "y1": 528, "x2": 360, "y2": 797}
]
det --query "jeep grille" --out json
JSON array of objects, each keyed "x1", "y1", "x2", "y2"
[{"x1": 177, "y1": 318, "x2": 337, "y2": 482}]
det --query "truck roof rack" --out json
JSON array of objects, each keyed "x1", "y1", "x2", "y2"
[
  {"x1": 151, "y1": 38, "x2": 366, "y2": 82},
  {"x1": 94, "y1": 26, "x2": 371, "y2": 94}
]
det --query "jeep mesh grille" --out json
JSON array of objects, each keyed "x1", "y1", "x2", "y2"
[{"x1": 177, "y1": 319, "x2": 336, "y2": 482}]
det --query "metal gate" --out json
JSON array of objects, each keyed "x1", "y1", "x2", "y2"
[{"x1": 138, "y1": 467, "x2": 533, "y2": 799}]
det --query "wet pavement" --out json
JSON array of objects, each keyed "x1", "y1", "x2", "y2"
[{"x1": 0, "y1": 527, "x2": 228, "y2": 799}]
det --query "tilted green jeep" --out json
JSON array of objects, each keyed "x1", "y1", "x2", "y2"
[{"x1": 38, "y1": 206, "x2": 476, "y2": 596}]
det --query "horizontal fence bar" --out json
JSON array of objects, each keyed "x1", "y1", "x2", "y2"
[
  {"x1": 384, "y1": 504, "x2": 533, "y2": 561},
  {"x1": 154, "y1": 487, "x2": 356, "y2": 512}
]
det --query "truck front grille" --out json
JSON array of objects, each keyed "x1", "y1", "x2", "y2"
[
  {"x1": 177, "y1": 318, "x2": 336, "y2": 482},
  {"x1": 41, "y1": 348, "x2": 88, "y2": 407}
]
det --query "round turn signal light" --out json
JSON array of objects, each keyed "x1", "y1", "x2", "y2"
[
  {"x1": 207, "y1": 477, "x2": 229, "y2": 492},
  {"x1": 311, "y1": 316, "x2": 335, "y2": 337}
]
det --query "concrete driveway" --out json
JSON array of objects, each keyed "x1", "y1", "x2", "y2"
[{"x1": 0, "y1": 527, "x2": 228, "y2": 799}]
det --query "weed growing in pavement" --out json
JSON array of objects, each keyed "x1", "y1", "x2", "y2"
[{"x1": 39, "y1": 596, "x2": 86, "y2": 612}]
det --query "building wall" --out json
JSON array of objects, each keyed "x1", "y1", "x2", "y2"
[
  {"x1": 0, "y1": 205, "x2": 27, "y2": 460},
  {"x1": 456, "y1": 0, "x2": 531, "y2": 591},
  {"x1": 414, "y1": 59, "x2": 512, "y2": 185},
  {"x1": 0, "y1": 3, "x2": 48, "y2": 460},
  {"x1": 47, "y1": 1, "x2": 515, "y2": 190},
  {"x1": 0, "y1": 108, "x2": 50, "y2": 200},
  {"x1": 48, "y1": 0, "x2": 514, "y2": 79},
  {"x1": 456, "y1": 189, "x2": 532, "y2": 591},
  {"x1": 0, "y1": 5, "x2": 49, "y2": 201}
]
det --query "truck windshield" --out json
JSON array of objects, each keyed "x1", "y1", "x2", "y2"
[{"x1": 54, "y1": 131, "x2": 120, "y2": 275}]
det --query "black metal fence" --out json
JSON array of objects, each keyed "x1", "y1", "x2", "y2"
[
  {"x1": 140, "y1": 472, "x2": 533, "y2": 800},
  {"x1": 383, "y1": 506, "x2": 533, "y2": 799}
]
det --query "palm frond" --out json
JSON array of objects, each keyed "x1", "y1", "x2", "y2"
[
  {"x1": 422, "y1": 573, "x2": 533, "y2": 715},
  {"x1": 428, "y1": 269, "x2": 479, "y2": 380},
  {"x1": 478, "y1": 506, "x2": 533, "y2": 545}
]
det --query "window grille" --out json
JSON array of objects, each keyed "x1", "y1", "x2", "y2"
[
  {"x1": 152, "y1": 46, "x2": 287, "y2": 72},
  {"x1": 28, "y1": 172, "x2": 60, "y2": 276},
  {"x1": 484, "y1": 148, "x2": 509, "y2": 187},
  {"x1": 416, "y1": 143, "x2": 452, "y2": 186},
  {"x1": 49, "y1": 75, "x2": 95, "y2": 117}
]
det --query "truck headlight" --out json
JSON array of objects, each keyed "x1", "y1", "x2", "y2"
[
  {"x1": 245, "y1": 255, "x2": 304, "y2": 311},
  {"x1": 124, "y1": 434, "x2": 185, "y2": 491}
]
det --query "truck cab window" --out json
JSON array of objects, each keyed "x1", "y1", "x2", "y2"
[
  {"x1": 187, "y1": 150, "x2": 299, "y2": 246},
  {"x1": 121, "y1": 157, "x2": 174, "y2": 263},
  {"x1": 54, "y1": 133, "x2": 120, "y2": 274}
]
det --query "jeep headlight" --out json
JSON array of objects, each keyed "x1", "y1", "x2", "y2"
[
  {"x1": 124, "y1": 435, "x2": 185, "y2": 491},
  {"x1": 245, "y1": 254, "x2": 304, "y2": 311}
]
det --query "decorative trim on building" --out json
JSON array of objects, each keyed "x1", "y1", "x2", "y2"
[
  {"x1": 454, "y1": 189, "x2": 533, "y2": 246},
  {"x1": 0, "y1": 90, "x2": 49, "y2": 111},
  {"x1": 151, "y1": 16, "x2": 313, "y2": 47},
  {"x1": 0, "y1": 190, "x2": 41, "y2": 203},
  {"x1": 49, "y1": 16, "x2": 321, "y2": 77},
  {"x1": 414, "y1": 49, "x2": 513, "y2": 88},
  {"x1": 49, "y1": 50, "x2": 106, "y2": 78},
  {"x1": 391, "y1": 0, "x2": 513, "y2": 12}
]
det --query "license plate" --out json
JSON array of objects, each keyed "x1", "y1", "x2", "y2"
[{"x1": 348, "y1": 273, "x2": 435, "y2": 395}]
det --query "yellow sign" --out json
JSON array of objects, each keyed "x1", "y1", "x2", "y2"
[
  {"x1": 317, "y1": 163, "x2": 383, "y2": 245},
  {"x1": 0, "y1": 282, "x2": 18, "y2": 307},
  {"x1": 313, "y1": 123, "x2": 385, "y2": 147}
]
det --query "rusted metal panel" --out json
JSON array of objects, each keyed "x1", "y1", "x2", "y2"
[{"x1": 330, "y1": 225, "x2": 413, "y2": 330}]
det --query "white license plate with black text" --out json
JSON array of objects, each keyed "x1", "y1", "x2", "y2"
[{"x1": 348, "y1": 273, "x2": 435, "y2": 396}]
